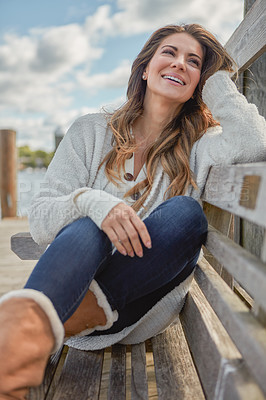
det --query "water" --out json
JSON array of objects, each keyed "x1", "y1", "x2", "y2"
[{"x1": 17, "y1": 168, "x2": 46, "y2": 217}]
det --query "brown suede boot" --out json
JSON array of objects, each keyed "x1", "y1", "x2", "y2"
[{"x1": 0, "y1": 297, "x2": 56, "y2": 399}]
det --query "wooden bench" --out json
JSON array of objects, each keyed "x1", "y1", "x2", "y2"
[{"x1": 10, "y1": 0, "x2": 266, "y2": 398}]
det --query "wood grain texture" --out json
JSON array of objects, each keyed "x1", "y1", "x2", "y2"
[
  {"x1": 108, "y1": 344, "x2": 127, "y2": 400},
  {"x1": 195, "y1": 258, "x2": 266, "y2": 395},
  {"x1": 205, "y1": 225, "x2": 266, "y2": 307},
  {"x1": 26, "y1": 347, "x2": 64, "y2": 400},
  {"x1": 151, "y1": 321, "x2": 205, "y2": 400},
  {"x1": 234, "y1": 282, "x2": 254, "y2": 309},
  {"x1": 241, "y1": 220, "x2": 265, "y2": 259},
  {"x1": 225, "y1": 0, "x2": 266, "y2": 72},
  {"x1": 203, "y1": 203, "x2": 234, "y2": 288},
  {"x1": 222, "y1": 363, "x2": 266, "y2": 400},
  {"x1": 243, "y1": 52, "x2": 266, "y2": 119},
  {"x1": 202, "y1": 163, "x2": 266, "y2": 228},
  {"x1": 181, "y1": 280, "x2": 243, "y2": 399},
  {"x1": 52, "y1": 347, "x2": 104, "y2": 400},
  {"x1": 131, "y1": 343, "x2": 149, "y2": 400},
  {"x1": 253, "y1": 233, "x2": 266, "y2": 327}
]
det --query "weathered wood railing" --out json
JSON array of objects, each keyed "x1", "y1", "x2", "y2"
[{"x1": 10, "y1": 0, "x2": 266, "y2": 398}]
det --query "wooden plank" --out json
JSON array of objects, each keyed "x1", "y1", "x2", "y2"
[
  {"x1": 223, "y1": 366, "x2": 266, "y2": 400},
  {"x1": 45, "y1": 346, "x2": 69, "y2": 400},
  {"x1": 108, "y1": 344, "x2": 126, "y2": 400},
  {"x1": 203, "y1": 203, "x2": 234, "y2": 287},
  {"x1": 151, "y1": 320, "x2": 205, "y2": 400},
  {"x1": 131, "y1": 343, "x2": 149, "y2": 400},
  {"x1": 181, "y1": 280, "x2": 243, "y2": 399},
  {"x1": 205, "y1": 225, "x2": 266, "y2": 307},
  {"x1": 253, "y1": 232, "x2": 266, "y2": 327},
  {"x1": 195, "y1": 258, "x2": 266, "y2": 395},
  {"x1": 242, "y1": 31, "x2": 266, "y2": 119},
  {"x1": 26, "y1": 347, "x2": 64, "y2": 400},
  {"x1": 203, "y1": 203, "x2": 232, "y2": 235},
  {"x1": 202, "y1": 163, "x2": 266, "y2": 228},
  {"x1": 184, "y1": 277, "x2": 263, "y2": 400},
  {"x1": 234, "y1": 282, "x2": 253, "y2": 309},
  {"x1": 261, "y1": 231, "x2": 266, "y2": 263},
  {"x1": 52, "y1": 347, "x2": 104, "y2": 400},
  {"x1": 225, "y1": 0, "x2": 266, "y2": 72},
  {"x1": 11, "y1": 232, "x2": 46, "y2": 260},
  {"x1": 241, "y1": 220, "x2": 264, "y2": 259}
]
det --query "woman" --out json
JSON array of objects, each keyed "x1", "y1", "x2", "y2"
[{"x1": 0, "y1": 23, "x2": 265, "y2": 397}]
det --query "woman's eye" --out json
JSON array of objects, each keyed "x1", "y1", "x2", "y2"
[
  {"x1": 189, "y1": 59, "x2": 200, "y2": 67},
  {"x1": 162, "y1": 49, "x2": 175, "y2": 56}
]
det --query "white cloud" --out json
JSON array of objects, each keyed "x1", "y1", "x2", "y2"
[
  {"x1": 0, "y1": 71, "x2": 73, "y2": 115},
  {"x1": 0, "y1": 116, "x2": 54, "y2": 150},
  {"x1": 32, "y1": 24, "x2": 103, "y2": 73},
  {"x1": 0, "y1": 105, "x2": 100, "y2": 151},
  {"x1": 0, "y1": 34, "x2": 36, "y2": 71},
  {"x1": 85, "y1": 0, "x2": 243, "y2": 43},
  {"x1": 0, "y1": 22, "x2": 105, "y2": 117},
  {"x1": 76, "y1": 60, "x2": 131, "y2": 91},
  {"x1": 85, "y1": 5, "x2": 114, "y2": 40}
]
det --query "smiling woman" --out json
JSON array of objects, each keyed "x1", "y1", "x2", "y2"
[{"x1": 0, "y1": 23, "x2": 266, "y2": 396}]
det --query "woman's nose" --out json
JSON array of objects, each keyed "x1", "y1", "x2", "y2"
[{"x1": 171, "y1": 56, "x2": 186, "y2": 71}]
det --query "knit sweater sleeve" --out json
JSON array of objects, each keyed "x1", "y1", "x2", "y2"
[
  {"x1": 190, "y1": 70, "x2": 266, "y2": 196},
  {"x1": 28, "y1": 114, "x2": 124, "y2": 246}
]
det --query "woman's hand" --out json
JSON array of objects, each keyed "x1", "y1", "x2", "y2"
[{"x1": 101, "y1": 203, "x2": 152, "y2": 257}]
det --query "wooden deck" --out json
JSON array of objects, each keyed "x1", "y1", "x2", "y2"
[
  {"x1": 0, "y1": 217, "x2": 158, "y2": 399},
  {"x1": 0, "y1": 217, "x2": 35, "y2": 296}
]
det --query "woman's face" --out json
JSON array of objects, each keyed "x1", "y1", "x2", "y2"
[{"x1": 144, "y1": 32, "x2": 203, "y2": 108}]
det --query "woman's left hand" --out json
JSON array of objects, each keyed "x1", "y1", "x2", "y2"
[{"x1": 101, "y1": 203, "x2": 152, "y2": 257}]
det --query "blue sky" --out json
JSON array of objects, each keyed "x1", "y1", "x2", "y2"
[{"x1": 0, "y1": 0, "x2": 243, "y2": 151}]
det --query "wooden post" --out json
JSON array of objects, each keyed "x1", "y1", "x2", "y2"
[{"x1": 0, "y1": 129, "x2": 17, "y2": 218}]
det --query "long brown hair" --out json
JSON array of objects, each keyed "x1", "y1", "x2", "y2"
[{"x1": 100, "y1": 24, "x2": 235, "y2": 211}]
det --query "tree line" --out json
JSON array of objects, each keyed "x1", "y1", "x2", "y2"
[{"x1": 18, "y1": 146, "x2": 54, "y2": 169}]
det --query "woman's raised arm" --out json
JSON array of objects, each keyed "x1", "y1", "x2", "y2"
[{"x1": 190, "y1": 70, "x2": 266, "y2": 195}]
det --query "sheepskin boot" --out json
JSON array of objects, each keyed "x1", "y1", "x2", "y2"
[{"x1": 0, "y1": 291, "x2": 64, "y2": 399}]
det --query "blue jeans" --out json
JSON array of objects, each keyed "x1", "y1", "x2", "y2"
[{"x1": 25, "y1": 196, "x2": 208, "y2": 334}]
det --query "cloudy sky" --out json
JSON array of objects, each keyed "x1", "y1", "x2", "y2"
[{"x1": 0, "y1": 0, "x2": 244, "y2": 151}]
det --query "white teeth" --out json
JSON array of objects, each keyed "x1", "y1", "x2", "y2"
[{"x1": 163, "y1": 75, "x2": 185, "y2": 85}]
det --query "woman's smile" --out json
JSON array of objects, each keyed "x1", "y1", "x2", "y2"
[{"x1": 162, "y1": 73, "x2": 186, "y2": 86}]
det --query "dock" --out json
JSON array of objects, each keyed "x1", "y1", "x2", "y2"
[{"x1": 0, "y1": 217, "x2": 35, "y2": 296}]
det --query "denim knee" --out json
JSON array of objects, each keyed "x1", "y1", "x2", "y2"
[
  {"x1": 56, "y1": 217, "x2": 110, "y2": 255},
  {"x1": 146, "y1": 196, "x2": 208, "y2": 250},
  {"x1": 168, "y1": 196, "x2": 207, "y2": 234}
]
